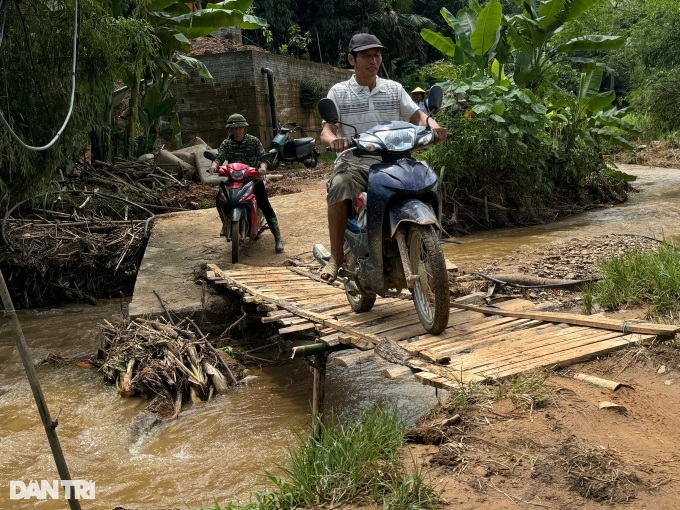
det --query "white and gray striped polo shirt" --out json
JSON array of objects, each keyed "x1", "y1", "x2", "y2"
[{"x1": 326, "y1": 75, "x2": 419, "y2": 165}]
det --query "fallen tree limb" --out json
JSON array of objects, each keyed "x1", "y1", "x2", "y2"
[{"x1": 472, "y1": 272, "x2": 600, "y2": 290}]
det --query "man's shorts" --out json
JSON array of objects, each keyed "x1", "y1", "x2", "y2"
[{"x1": 326, "y1": 160, "x2": 370, "y2": 206}]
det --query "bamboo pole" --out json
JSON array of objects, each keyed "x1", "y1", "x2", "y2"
[
  {"x1": 311, "y1": 351, "x2": 329, "y2": 441},
  {"x1": 0, "y1": 270, "x2": 82, "y2": 510}
]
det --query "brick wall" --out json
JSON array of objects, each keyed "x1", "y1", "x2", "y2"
[{"x1": 173, "y1": 51, "x2": 352, "y2": 149}]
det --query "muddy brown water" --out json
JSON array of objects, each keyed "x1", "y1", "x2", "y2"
[{"x1": 1, "y1": 164, "x2": 679, "y2": 510}]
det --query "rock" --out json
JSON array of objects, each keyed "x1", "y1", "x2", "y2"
[
  {"x1": 155, "y1": 149, "x2": 196, "y2": 179},
  {"x1": 664, "y1": 379, "x2": 674, "y2": 386},
  {"x1": 137, "y1": 153, "x2": 154, "y2": 163},
  {"x1": 657, "y1": 365, "x2": 667, "y2": 375}
]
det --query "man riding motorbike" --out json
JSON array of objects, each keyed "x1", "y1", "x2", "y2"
[
  {"x1": 319, "y1": 33, "x2": 447, "y2": 283},
  {"x1": 210, "y1": 113, "x2": 284, "y2": 253}
]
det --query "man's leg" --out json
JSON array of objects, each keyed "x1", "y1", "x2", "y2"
[
  {"x1": 253, "y1": 181, "x2": 283, "y2": 252},
  {"x1": 328, "y1": 199, "x2": 350, "y2": 266}
]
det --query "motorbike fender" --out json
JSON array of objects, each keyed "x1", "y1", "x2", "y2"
[
  {"x1": 388, "y1": 200, "x2": 440, "y2": 238},
  {"x1": 229, "y1": 207, "x2": 244, "y2": 222}
]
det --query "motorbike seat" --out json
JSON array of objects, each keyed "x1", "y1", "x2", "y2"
[{"x1": 293, "y1": 137, "x2": 314, "y2": 146}]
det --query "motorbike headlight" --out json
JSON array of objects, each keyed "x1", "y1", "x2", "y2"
[
  {"x1": 375, "y1": 128, "x2": 416, "y2": 151},
  {"x1": 229, "y1": 169, "x2": 246, "y2": 181}
]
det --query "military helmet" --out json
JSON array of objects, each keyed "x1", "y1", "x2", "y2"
[{"x1": 226, "y1": 113, "x2": 249, "y2": 127}]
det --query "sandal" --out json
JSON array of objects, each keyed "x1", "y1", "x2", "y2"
[{"x1": 320, "y1": 261, "x2": 339, "y2": 284}]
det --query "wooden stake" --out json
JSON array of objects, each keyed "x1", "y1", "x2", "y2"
[
  {"x1": 0, "y1": 270, "x2": 82, "y2": 510},
  {"x1": 311, "y1": 351, "x2": 328, "y2": 440}
]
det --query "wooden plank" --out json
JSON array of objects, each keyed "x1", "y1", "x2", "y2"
[
  {"x1": 278, "y1": 322, "x2": 320, "y2": 334},
  {"x1": 431, "y1": 322, "x2": 588, "y2": 356},
  {"x1": 404, "y1": 317, "x2": 526, "y2": 353},
  {"x1": 426, "y1": 320, "x2": 554, "y2": 355},
  {"x1": 380, "y1": 364, "x2": 415, "y2": 379},
  {"x1": 414, "y1": 371, "x2": 462, "y2": 389},
  {"x1": 261, "y1": 313, "x2": 294, "y2": 323},
  {"x1": 489, "y1": 334, "x2": 654, "y2": 379},
  {"x1": 332, "y1": 350, "x2": 374, "y2": 367},
  {"x1": 450, "y1": 302, "x2": 680, "y2": 336},
  {"x1": 338, "y1": 334, "x2": 375, "y2": 351},
  {"x1": 319, "y1": 333, "x2": 340, "y2": 347},
  {"x1": 453, "y1": 330, "x2": 626, "y2": 378},
  {"x1": 441, "y1": 326, "x2": 608, "y2": 369}
]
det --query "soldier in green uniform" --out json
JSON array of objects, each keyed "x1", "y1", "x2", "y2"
[{"x1": 210, "y1": 113, "x2": 284, "y2": 253}]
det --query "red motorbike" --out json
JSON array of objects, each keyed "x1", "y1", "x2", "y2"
[{"x1": 204, "y1": 152, "x2": 265, "y2": 263}]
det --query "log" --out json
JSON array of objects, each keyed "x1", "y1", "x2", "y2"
[
  {"x1": 473, "y1": 272, "x2": 598, "y2": 290},
  {"x1": 204, "y1": 361, "x2": 230, "y2": 394},
  {"x1": 573, "y1": 372, "x2": 624, "y2": 391},
  {"x1": 448, "y1": 302, "x2": 680, "y2": 336}
]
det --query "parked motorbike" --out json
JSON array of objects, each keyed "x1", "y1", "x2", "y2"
[
  {"x1": 316, "y1": 86, "x2": 449, "y2": 334},
  {"x1": 204, "y1": 151, "x2": 267, "y2": 264},
  {"x1": 267, "y1": 122, "x2": 319, "y2": 170}
]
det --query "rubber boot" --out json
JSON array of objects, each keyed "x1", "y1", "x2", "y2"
[{"x1": 268, "y1": 217, "x2": 284, "y2": 253}]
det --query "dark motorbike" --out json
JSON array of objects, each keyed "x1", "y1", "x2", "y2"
[
  {"x1": 267, "y1": 122, "x2": 319, "y2": 170},
  {"x1": 317, "y1": 86, "x2": 450, "y2": 334},
  {"x1": 204, "y1": 151, "x2": 266, "y2": 264}
]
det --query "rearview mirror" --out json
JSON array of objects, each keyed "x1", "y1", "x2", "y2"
[
  {"x1": 318, "y1": 98, "x2": 339, "y2": 123},
  {"x1": 427, "y1": 86, "x2": 443, "y2": 114}
]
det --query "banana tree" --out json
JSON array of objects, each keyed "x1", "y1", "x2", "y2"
[
  {"x1": 506, "y1": 0, "x2": 625, "y2": 88},
  {"x1": 549, "y1": 65, "x2": 638, "y2": 183},
  {"x1": 421, "y1": 1, "x2": 505, "y2": 76}
]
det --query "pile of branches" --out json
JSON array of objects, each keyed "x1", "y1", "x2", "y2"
[
  {"x1": 99, "y1": 316, "x2": 244, "y2": 418},
  {"x1": 1, "y1": 191, "x2": 152, "y2": 308},
  {"x1": 66, "y1": 159, "x2": 191, "y2": 212}
]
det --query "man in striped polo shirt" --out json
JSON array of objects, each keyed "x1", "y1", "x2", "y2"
[{"x1": 319, "y1": 33, "x2": 447, "y2": 283}]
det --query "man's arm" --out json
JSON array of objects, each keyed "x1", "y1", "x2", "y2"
[
  {"x1": 255, "y1": 139, "x2": 268, "y2": 176},
  {"x1": 211, "y1": 139, "x2": 228, "y2": 172},
  {"x1": 321, "y1": 121, "x2": 351, "y2": 153}
]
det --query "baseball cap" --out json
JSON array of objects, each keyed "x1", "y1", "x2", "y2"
[{"x1": 348, "y1": 33, "x2": 386, "y2": 53}]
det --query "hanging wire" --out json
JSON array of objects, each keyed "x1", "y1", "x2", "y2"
[{"x1": 0, "y1": 0, "x2": 79, "y2": 151}]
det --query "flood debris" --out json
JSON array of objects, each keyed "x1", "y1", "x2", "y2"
[{"x1": 99, "y1": 316, "x2": 244, "y2": 419}]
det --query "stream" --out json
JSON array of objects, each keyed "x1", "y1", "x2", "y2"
[{"x1": 1, "y1": 164, "x2": 679, "y2": 510}]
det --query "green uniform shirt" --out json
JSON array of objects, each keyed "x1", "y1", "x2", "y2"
[{"x1": 215, "y1": 133, "x2": 266, "y2": 168}]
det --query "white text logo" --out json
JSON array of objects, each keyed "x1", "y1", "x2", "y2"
[{"x1": 10, "y1": 480, "x2": 96, "y2": 500}]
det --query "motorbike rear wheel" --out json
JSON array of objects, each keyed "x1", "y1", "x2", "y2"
[
  {"x1": 408, "y1": 225, "x2": 450, "y2": 334},
  {"x1": 230, "y1": 220, "x2": 240, "y2": 264}
]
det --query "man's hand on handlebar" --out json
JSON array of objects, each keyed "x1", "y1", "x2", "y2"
[
  {"x1": 433, "y1": 127, "x2": 448, "y2": 143},
  {"x1": 329, "y1": 137, "x2": 350, "y2": 153},
  {"x1": 258, "y1": 165, "x2": 267, "y2": 177},
  {"x1": 209, "y1": 162, "x2": 219, "y2": 174}
]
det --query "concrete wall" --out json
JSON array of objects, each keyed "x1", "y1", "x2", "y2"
[{"x1": 173, "y1": 51, "x2": 352, "y2": 149}]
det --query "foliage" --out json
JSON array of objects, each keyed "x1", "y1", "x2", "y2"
[
  {"x1": 299, "y1": 79, "x2": 327, "y2": 110},
  {"x1": 206, "y1": 406, "x2": 441, "y2": 509},
  {"x1": 555, "y1": 0, "x2": 680, "y2": 139},
  {"x1": 0, "y1": 0, "x2": 128, "y2": 208},
  {"x1": 416, "y1": 0, "x2": 637, "y2": 228},
  {"x1": 582, "y1": 242, "x2": 680, "y2": 322}
]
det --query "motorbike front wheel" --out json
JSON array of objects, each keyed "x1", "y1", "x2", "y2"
[
  {"x1": 343, "y1": 245, "x2": 376, "y2": 313},
  {"x1": 230, "y1": 220, "x2": 240, "y2": 264},
  {"x1": 408, "y1": 225, "x2": 450, "y2": 334}
]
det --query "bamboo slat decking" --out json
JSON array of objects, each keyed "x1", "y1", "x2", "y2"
[{"x1": 205, "y1": 264, "x2": 680, "y2": 389}]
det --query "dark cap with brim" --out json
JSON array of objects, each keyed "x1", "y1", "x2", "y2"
[{"x1": 348, "y1": 33, "x2": 386, "y2": 53}]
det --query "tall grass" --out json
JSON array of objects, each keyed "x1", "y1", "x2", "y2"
[
  {"x1": 582, "y1": 243, "x2": 680, "y2": 321},
  {"x1": 205, "y1": 406, "x2": 441, "y2": 510}
]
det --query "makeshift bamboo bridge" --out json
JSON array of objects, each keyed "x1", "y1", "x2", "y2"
[{"x1": 205, "y1": 264, "x2": 680, "y2": 391}]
